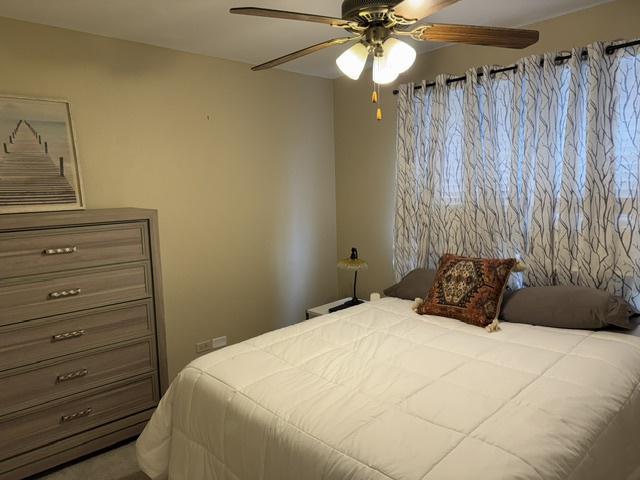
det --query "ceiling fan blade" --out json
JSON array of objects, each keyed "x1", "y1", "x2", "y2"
[
  {"x1": 393, "y1": 0, "x2": 461, "y2": 22},
  {"x1": 230, "y1": 7, "x2": 350, "y2": 27},
  {"x1": 417, "y1": 23, "x2": 539, "y2": 49},
  {"x1": 252, "y1": 37, "x2": 359, "y2": 71}
]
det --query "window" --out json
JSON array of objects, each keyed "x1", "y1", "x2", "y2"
[
  {"x1": 395, "y1": 43, "x2": 640, "y2": 310},
  {"x1": 439, "y1": 85, "x2": 464, "y2": 204},
  {"x1": 614, "y1": 55, "x2": 640, "y2": 199}
]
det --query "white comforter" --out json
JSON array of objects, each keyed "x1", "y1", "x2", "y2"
[{"x1": 137, "y1": 298, "x2": 640, "y2": 480}]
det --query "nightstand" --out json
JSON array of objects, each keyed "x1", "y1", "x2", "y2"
[{"x1": 306, "y1": 297, "x2": 369, "y2": 320}]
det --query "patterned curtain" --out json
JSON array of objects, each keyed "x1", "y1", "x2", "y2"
[{"x1": 394, "y1": 40, "x2": 640, "y2": 309}]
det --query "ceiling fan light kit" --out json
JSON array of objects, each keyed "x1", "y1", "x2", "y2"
[
  {"x1": 230, "y1": 0, "x2": 540, "y2": 120},
  {"x1": 384, "y1": 38, "x2": 418, "y2": 74},
  {"x1": 373, "y1": 51, "x2": 400, "y2": 85},
  {"x1": 336, "y1": 42, "x2": 369, "y2": 80}
]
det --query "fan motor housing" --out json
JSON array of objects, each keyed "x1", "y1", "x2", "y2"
[{"x1": 341, "y1": 0, "x2": 402, "y2": 21}]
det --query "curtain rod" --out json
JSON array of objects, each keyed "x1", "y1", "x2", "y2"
[{"x1": 392, "y1": 39, "x2": 640, "y2": 95}]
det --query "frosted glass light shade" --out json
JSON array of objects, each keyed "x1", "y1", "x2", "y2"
[
  {"x1": 336, "y1": 43, "x2": 369, "y2": 80},
  {"x1": 337, "y1": 258, "x2": 368, "y2": 271},
  {"x1": 373, "y1": 54, "x2": 399, "y2": 85},
  {"x1": 384, "y1": 38, "x2": 417, "y2": 73}
]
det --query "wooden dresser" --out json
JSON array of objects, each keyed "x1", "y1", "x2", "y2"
[{"x1": 0, "y1": 208, "x2": 167, "y2": 480}]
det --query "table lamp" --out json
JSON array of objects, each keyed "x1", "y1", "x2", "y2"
[{"x1": 329, "y1": 247, "x2": 368, "y2": 313}]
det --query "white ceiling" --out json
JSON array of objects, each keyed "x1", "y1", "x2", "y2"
[{"x1": 0, "y1": 0, "x2": 614, "y2": 78}]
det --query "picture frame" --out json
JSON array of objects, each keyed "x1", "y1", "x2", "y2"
[{"x1": 0, "y1": 95, "x2": 84, "y2": 214}]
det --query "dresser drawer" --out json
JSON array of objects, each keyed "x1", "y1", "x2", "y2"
[
  {"x1": 0, "y1": 339, "x2": 155, "y2": 416},
  {"x1": 0, "y1": 300, "x2": 153, "y2": 371},
  {"x1": 0, "y1": 222, "x2": 149, "y2": 279},
  {"x1": 0, "y1": 375, "x2": 157, "y2": 461},
  {"x1": 0, "y1": 263, "x2": 152, "y2": 326}
]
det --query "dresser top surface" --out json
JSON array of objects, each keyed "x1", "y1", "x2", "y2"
[{"x1": 0, "y1": 208, "x2": 158, "y2": 231}]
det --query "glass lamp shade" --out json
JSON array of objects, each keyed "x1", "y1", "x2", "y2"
[
  {"x1": 337, "y1": 258, "x2": 369, "y2": 271},
  {"x1": 373, "y1": 54, "x2": 399, "y2": 85},
  {"x1": 384, "y1": 38, "x2": 417, "y2": 74},
  {"x1": 337, "y1": 247, "x2": 368, "y2": 271},
  {"x1": 336, "y1": 42, "x2": 369, "y2": 80}
]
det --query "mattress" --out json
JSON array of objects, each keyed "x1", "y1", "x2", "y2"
[{"x1": 137, "y1": 297, "x2": 640, "y2": 480}]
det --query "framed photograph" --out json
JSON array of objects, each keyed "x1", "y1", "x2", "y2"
[{"x1": 0, "y1": 95, "x2": 84, "y2": 214}]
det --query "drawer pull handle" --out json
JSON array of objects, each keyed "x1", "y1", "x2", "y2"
[
  {"x1": 43, "y1": 246, "x2": 78, "y2": 256},
  {"x1": 52, "y1": 329, "x2": 85, "y2": 342},
  {"x1": 57, "y1": 368, "x2": 88, "y2": 383},
  {"x1": 60, "y1": 407, "x2": 93, "y2": 423},
  {"x1": 49, "y1": 288, "x2": 82, "y2": 299}
]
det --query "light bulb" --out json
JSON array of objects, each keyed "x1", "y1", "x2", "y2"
[
  {"x1": 373, "y1": 54, "x2": 399, "y2": 85},
  {"x1": 384, "y1": 38, "x2": 416, "y2": 74},
  {"x1": 336, "y1": 42, "x2": 369, "y2": 80}
]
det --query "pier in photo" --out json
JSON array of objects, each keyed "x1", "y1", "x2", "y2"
[{"x1": 0, "y1": 119, "x2": 76, "y2": 205}]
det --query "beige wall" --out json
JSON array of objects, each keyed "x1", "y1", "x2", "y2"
[
  {"x1": 2, "y1": 0, "x2": 638, "y2": 377},
  {"x1": 0, "y1": 17, "x2": 338, "y2": 380},
  {"x1": 334, "y1": 0, "x2": 640, "y2": 298}
]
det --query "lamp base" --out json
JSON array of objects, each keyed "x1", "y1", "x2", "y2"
[{"x1": 328, "y1": 297, "x2": 364, "y2": 313}]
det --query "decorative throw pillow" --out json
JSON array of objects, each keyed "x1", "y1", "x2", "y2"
[
  {"x1": 417, "y1": 254, "x2": 516, "y2": 327},
  {"x1": 384, "y1": 268, "x2": 437, "y2": 300}
]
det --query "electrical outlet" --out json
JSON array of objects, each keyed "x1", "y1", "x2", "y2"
[
  {"x1": 212, "y1": 336, "x2": 227, "y2": 350},
  {"x1": 196, "y1": 339, "x2": 213, "y2": 354}
]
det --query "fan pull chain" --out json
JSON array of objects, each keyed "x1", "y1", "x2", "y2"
[{"x1": 374, "y1": 83, "x2": 382, "y2": 121}]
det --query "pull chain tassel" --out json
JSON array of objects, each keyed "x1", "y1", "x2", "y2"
[
  {"x1": 371, "y1": 90, "x2": 378, "y2": 103},
  {"x1": 375, "y1": 83, "x2": 382, "y2": 121}
]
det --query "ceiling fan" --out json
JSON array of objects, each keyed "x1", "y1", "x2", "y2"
[{"x1": 230, "y1": 0, "x2": 539, "y2": 119}]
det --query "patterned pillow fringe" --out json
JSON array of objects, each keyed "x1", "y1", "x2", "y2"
[
  {"x1": 412, "y1": 298, "x2": 424, "y2": 312},
  {"x1": 485, "y1": 319, "x2": 501, "y2": 333}
]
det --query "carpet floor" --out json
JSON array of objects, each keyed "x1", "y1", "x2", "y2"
[{"x1": 33, "y1": 441, "x2": 148, "y2": 480}]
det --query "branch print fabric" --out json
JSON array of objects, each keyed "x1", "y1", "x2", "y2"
[{"x1": 395, "y1": 40, "x2": 640, "y2": 310}]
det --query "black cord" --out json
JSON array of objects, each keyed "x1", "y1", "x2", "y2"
[{"x1": 392, "y1": 39, "x2": 640, "y2": 95}]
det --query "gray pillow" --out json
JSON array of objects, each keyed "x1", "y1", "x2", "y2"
[
  {"x1": 500, "y1": 286, "x2": 632, "y2": 330},
  {"x1": 384, "y1": 268, "x2": 436, "y2": 301}
]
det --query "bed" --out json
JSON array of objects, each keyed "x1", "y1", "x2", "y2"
[{"x1": 137, "y1": 297, "x2": 640, "y2": 480}]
